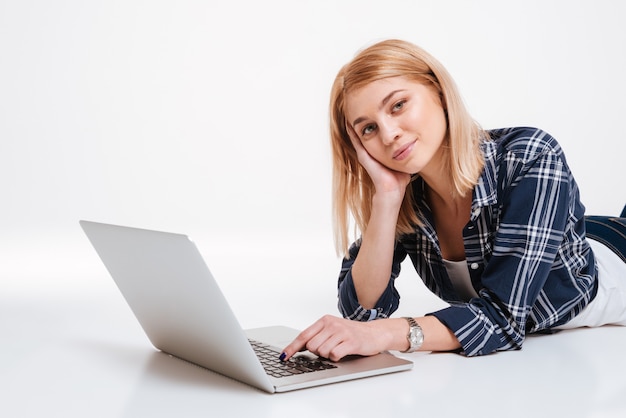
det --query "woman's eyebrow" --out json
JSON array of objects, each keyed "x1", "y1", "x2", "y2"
[{"x1": 351, "y1": 89, "x2": 406, "y2": 128}]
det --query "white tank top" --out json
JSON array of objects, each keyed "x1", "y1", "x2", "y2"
[{"x1": 442, "y1": 259, "x2": 479, "y2": 301}]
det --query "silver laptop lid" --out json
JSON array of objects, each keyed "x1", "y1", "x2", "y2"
[{"x1": 79, "y1": 220, "x2": 274, "y2": 392}]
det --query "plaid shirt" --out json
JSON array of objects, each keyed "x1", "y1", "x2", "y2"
[{"x1": 337, "y1": 127, "x2": 597, "y2": 356}]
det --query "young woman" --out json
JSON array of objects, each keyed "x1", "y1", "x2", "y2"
[{"x1": 280, "y1": 39, "x2": 626, "y2": 361}]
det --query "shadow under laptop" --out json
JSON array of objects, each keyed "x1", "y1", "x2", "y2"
[
  {"x1": 132, "y1": 350, "x2": 252, "y2": 390},
  {"x1": 121, "y1": 350, "x2": 275, "y2": 417}
]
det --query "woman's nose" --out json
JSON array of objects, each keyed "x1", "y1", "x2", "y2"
[{"x1": 379, "y1": 119, "x2": 401, "y2": 145}]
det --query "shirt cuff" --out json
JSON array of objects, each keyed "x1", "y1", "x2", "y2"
[
  {"x1": 428, "y1": 304, "x2": 503, "y2": 356},
  {"x1": 337, "y1": 270, "x2": 394, "y2": 321}
]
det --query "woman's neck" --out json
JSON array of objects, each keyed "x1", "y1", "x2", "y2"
[{"x1": 425, "y1": 181, "x2": 467, "y2": 214}]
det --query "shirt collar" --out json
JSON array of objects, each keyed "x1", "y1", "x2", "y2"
[{"x1": 470, "y1": 139, "x2": 498, "y2": 220}]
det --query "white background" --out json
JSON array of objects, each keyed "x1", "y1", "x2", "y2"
[
  {"x1": 1, "y1": 0, "x2": 625, "y2": 293},
  {"x1": 2, "y1": 4, "x2": 625, "y2": 416}
]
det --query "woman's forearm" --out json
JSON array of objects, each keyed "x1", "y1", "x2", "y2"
[
  {"x1": 351, "y1": 192, "x2": 404, "y2": 309},
  {"x1": 374, "y1": 316, "x2": 461, "y2": 353}
]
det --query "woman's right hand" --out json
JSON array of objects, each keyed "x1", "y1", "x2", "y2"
[
  {"x1": 346, "y1": 124, "x2": 411, "y2": 198},
  {"x1": 280, "y1": 315, "x2": 405, "y2": 362}
]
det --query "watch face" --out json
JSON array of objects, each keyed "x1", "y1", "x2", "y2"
[
  {"x1": 402, "y1": 317, "x2": 423, "y2": 353},
  {"x1": 409, "y1": 326, "x2": 423, "y2": 347}
]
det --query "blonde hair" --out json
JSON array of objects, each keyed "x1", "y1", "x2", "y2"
[{"x1": 330, "y1": 39, "x2": 485, "y2": 256}]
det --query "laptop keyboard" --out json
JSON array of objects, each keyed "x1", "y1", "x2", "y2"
[{"x1": 249, "y1": 339, "x2": 337, "y2": 379}]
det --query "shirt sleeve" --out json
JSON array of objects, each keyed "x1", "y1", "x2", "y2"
[
  {"x1": 430, "y1": 138, "x2": 574, "y2": 356},
  {"x1": 337, "y1": 240, "x2": 407, "y2": 321}
]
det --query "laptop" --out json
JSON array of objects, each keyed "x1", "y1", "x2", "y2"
[{"x1": 79, "y1": 220, "x2": 413, "y2": 393}]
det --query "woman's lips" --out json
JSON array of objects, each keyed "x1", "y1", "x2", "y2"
[{"x1": 392, "y1": 140, "x2": 416, "y2": 161}]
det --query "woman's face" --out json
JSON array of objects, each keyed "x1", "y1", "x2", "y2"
[{"x1": 344, "y1": 76, "x2": 448, "y2": 177}]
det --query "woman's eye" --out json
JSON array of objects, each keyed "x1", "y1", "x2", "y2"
[
  {"x1": 392, "y1": 100, "x2": 406, "y2": 112},
  {"x1": 361, "y1": 124, "x2": 376, "y2": 136}
]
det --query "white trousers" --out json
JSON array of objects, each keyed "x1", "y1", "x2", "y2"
[{"x1": 556, "y1": 239, "x2": 626, "y2": 329}]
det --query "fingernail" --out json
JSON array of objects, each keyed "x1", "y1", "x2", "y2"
[{"x1": 279, "y1": 352, "x2": 286, "y2": 361}]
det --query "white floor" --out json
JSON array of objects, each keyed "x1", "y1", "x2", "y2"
[{"x1": 2, "y1": 238, "x2": 625, "y2": 418}]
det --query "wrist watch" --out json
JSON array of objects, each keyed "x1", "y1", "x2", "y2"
[{"x1": 402, "y1": 317, "x2": 424, "y2": 353}]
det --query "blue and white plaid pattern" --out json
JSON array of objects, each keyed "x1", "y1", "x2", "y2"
[{"x1": 337, "y1": 127, "x2": 597, "y2": 356}]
